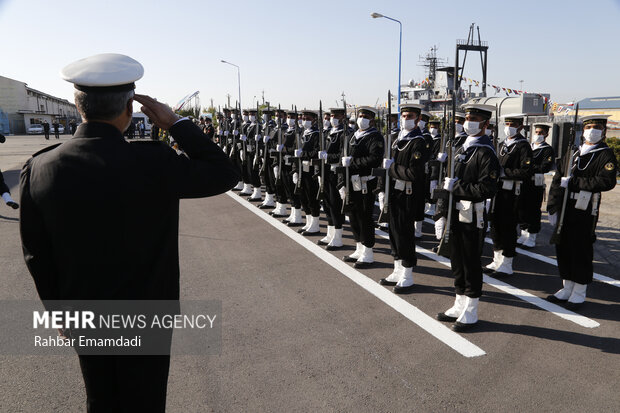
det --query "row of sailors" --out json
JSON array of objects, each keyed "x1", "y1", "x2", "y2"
[{"x1": 214, "y1": 104, "x2": 616, "y2": 331}]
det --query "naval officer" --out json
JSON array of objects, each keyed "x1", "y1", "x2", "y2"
[{"x1": 19, "y1": 53, "x2": 240, "y2": 412}]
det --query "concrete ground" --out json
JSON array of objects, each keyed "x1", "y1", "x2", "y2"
[{"x1": 1, "y1": 135, "x2": 619, "y2": 412}]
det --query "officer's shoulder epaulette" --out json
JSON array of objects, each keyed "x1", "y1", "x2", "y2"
[{"x1": 31, "y1": 143, "x2": 62, "y2": 157}]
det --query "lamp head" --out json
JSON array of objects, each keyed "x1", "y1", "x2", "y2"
[{"x1": 371, "y1": 12, "x2": 383, "y2": 18}]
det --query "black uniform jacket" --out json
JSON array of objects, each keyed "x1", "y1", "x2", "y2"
[
  {"x1": 20, "y1": 120, "x2": 240, "y2": 301},
  {"x1": 291, "y1": 127, "x2": 320, "y2": 174},
  {"x1": 498, "y1": 134, "x2": 533, "y2": 181},
  {"x1": 268, "y1": 123, "x2": 287, "y2": 168},
  {"x1": 388, "y1": 130, "x2": 428, "y2": 189},
  {"x1": 325, "y1": 126, "x2": 347, "y2": 165},
  {"x1": 347, "y1": 127, "x2": 384, "y2": 177},
  {"x1": 547, "y1": 141, "x2": 617, "y2": 215},
  {"x1": 531, "y1": 142, "x2": 555, "y2": 174},
  {"x1": 452, "y1": 135, "x2": 500, "y2": 202}
]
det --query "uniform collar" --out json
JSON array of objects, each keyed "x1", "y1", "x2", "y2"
[{"x1": 73, "y1": 121, "x2": 125, "y2": 141}]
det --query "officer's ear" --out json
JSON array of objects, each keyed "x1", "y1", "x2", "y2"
[{"x1": 126, "y1": 98, "x2": 133, "y2": 116}]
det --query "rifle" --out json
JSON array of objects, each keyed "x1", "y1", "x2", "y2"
[
  {"x1": 550, "y1": 103, "x2": 579, "y2": 245},
  {"x1": 433, "y1": 103, "x2": 449, "y2": 200},
  {"x1": 316, "y1": 101, "x2": 325, "y2": 201},
  {"x1": 437, "y1": 92, "x2": 457, "y2": 258},
  {"x1": 294, "y1": 106, "x2": 303, "y2": 195},
  {"x1": 377, "y1": 90, "x2": 392, "y2": 223},
  {"x1": 240, "y1": 103, "x2": 248, "y2": 165},
  {"x1": 341, "y1": 99, "x2": 352, "y2": 214},
  {"x1": 229, "y1": 102, "x2": 239, "y2": 158}
]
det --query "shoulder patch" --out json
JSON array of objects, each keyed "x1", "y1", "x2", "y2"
[
  {"x1": 604, "y1": 162, "x2": 615, "y2": 171},
  {"x1": 490, "y1": 170, "x2": 498, "y2": 179},
  {"x1": 414, "y1": 151, "x2": 422, "y2": 160},
  {"x1": 32, "y1": 143, "x2": 62, "y2": 157}
]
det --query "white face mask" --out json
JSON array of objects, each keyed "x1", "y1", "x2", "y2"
[
  {"x1": 297, "y1": 120, "x2": 303, "y2": 127},
  {"x1": 504, "y1": 126, "x2": 518, "y2": 138},
  {"x1": 429, "y1": 127, "x2": 439, "y2": 137},
  {"x1": 287, "y1": 118, "x2": 296, "y2": 127},
  {"x1": 463, "y1": 120, "x2": 482, "y2": 136},
  {"x1": 402, "y1": 118, "x2": 416, "y2": 131},
  {"x1": 249, "y1": 115, "x2": 256, "y2": 122},
  {"x1": 357, "y1": 117, "x2": 370, "y2": 130},
  {"x1": 242, "y1": 115, "x2": 249, "y2": 122},
  {"x1": 330, "y1": 118, "x2": 339, "y2": 128},
  {"x1": 455, "y1": 123, "x2": 464, "y2": 133},
  {"x1": 323, "y1": 119, "x2": 331, "y2": 129},
  {"x1": 418, "y1": 120, "x2": 427, "y2": 130},
  {"x1": 583, "y1": 128, "x2": 603, "y2": 143},
  {"x1": 302, "y1": 120, "x2": 313, "y2": 130},
  {"x1": 533, "y1": 134, "x2": 545, "y2": 144}
]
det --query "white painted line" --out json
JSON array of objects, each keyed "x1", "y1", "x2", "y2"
[
  {"x1": 226, "y1": 192, "x2": 486, "y2": 358},
  {"x1": 375, "y1": 228, "x2": 600, "y2": 329}
]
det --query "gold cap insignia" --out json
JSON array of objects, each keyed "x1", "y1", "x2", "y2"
[{"x1": 604, "y1": 162, "x2": 615, "y2": 171}]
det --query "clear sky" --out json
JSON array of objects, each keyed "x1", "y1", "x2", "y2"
[{"x1": 1, "y1": 0, "x2": 619, "y2": 111}]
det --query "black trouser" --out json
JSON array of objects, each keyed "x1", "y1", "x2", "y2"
[
  {"x1": 299, "y1": 170, "x2": 320, "y2": 216},
  {"x1": 244, "y1": 150, "x2": 261, "y2": 187},
  {"x1": 520, "y1": 185, "x2": 545, "y2": 234},
  {"x1": 78, "y1": 354, "x2": 170, "y2": 413},
  {"x1": 281, "y1": 165, "x2": 301, "y2": 208},
  {"x1": 264, "y1": 157, "x2": 277, "y2": 194},
  {"x1": 388, "y1": 188, "x2": 417, "y2": 267},
  {"x1": 323, "y1": 170, "x2": 344, "y2": 229},
  {"x1": 274, "y1": 164, "x2": 288, "y2": 204},
  {"x1": 44, "y1": 130, "x2": 50, "y2": 139},
  {"x1": 555, "y1": 200, "x2": 596, "y2": 284},
  {"x1": 348, "y1": 178, "x2": 377, "y2": 248},
  {"x1": 490, "y1": 187, "x2": 519, "y2": 257},
  {"x1": 230, "y1": 147, "x2": 243, "y2": 180},
  {"x1": 450, "y1": 217, "x2": 486, "y2": 298}
]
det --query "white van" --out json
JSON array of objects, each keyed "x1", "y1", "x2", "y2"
[{"x1": 131, "y1": 112, "x2": 152, "y2": 134}]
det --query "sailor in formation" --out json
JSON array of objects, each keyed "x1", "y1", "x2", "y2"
[
  {"x1": 546, "y1": 114, "x2": 616, "y2": 309},
  {"x1": 436, "y1": 103, "x2": 500, "y2": 331}
]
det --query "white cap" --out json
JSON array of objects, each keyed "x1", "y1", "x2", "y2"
[
  {"x1": 357, "y1": 106, "x2": 378, "y2": 116},
  {"x1": 61, "y1": 53, "x2": 144, "y2": 91},
  {"x1": 500, "y1": 113, "x2": 526, "y2": 120},
  {"x1": 581, "y1": 114, "x2": 611, "y2": 124}
]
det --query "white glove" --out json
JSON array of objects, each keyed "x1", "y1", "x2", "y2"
[
  {"x1": 341, "y1": 156, "x2": 352, "y2": 167},
  {"x1": 378, "y1": 191, "x2": 385, "y2": 211},
  {"x1": 382, "y1": 158, "x2": 394, "y2": 169},
  {"x1": 339, "y1": 187, "x2": 346, "y2": 200},
  {"x1": 224, "y1": 130, "x2": 229, "y2": 136},
  {"x1": 294, "y1": 149, "x2": 303, "y2": 157},
  {"x1": 548, "y1": 213, "x2": 557, "y2": 227},
  {"x1": 240, "y1": 134, "x2": 247, "y2": 141},
  {"x1": 234, "y1": 130, "x2": 239, "y2": 136},
  {"x1": 560, "y1": 177, "x2": 570, "y2": 188},
  {"x1": 437, "y1": 152, "x2": 447, "y2": 163},
  {"x1": 434, "y1": 217, "x2": 446, "y2": 240},
  {"x1": 443, "y1": 177, "x2": 458, "y2": 192},
  {"x1": 273, "y1": 166, "x2": 279, "y2": 177},
  {"x1": 263, "y1": 134, "x2": 271, "y2": 142},
  {"x1": 430, "y1": 180, "x2": 438, "y2": 193},
  {"x1": 276, "y1": 144, "x2": 284, "y2": 152},
  {"x1": 292, "y1": 172, "x2": 299, "y2": 185},
  {"x1": 319, "y1": 151, "x2": 328, "y2": 160},
  {"x1": 255, "y1": 134, "x2": 262, "y2": 142}
]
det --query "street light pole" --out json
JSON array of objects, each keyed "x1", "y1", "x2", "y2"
[
  {"x1": 371, "y1": 12, "x2": 402, "y2": 122},
  {"x1": 221, "y1": 60, "x2": 241, "y2": 109}
]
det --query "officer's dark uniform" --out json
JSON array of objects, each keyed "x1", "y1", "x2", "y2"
[
  {"x1": 294, "y1": 124, "x2": 321, "y2": 219},
  {"x1": 43, "y1": 122, "x2": 50, "y2": 140},
  {"x1": 20, "y1": 120, "x2": 240, "y2": 411},
  {"x1": 341, "y1": 127, "x2": 384, "y2": 248},
  {"x1": 520, "y1": 139, "x2": 555, "y2": 234},
  {"x1": 547, "y1": 141, "x2": 617, "y2": 285},
  {"x1": 322, "y1": 122, "x2": 346, "y2": 232},
  {"x1": 448, "y1": 135, "x2": 500, "y2": 297},
  {"x1": 204, "y1": 122, "x2": 215, "y2": 141},
  {"x1": 490, "y1": 133, "x2": 533, "y2": 259},
  {"x1": 387, "y1": 128, "x2": 427, "y2": 268}
]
